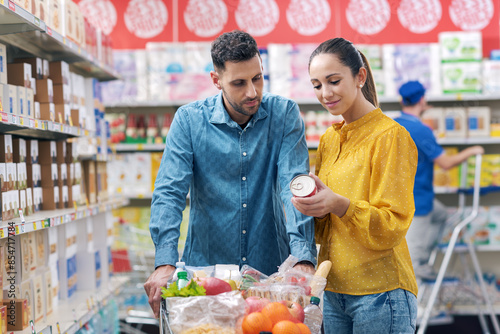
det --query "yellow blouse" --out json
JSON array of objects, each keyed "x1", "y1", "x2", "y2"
[{"x1": 315, "y1": 108, "x2": 418, "y2": 297}]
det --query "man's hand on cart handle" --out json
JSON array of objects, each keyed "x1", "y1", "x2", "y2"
[{"x1": 144, "y1": 264, "x2": 176, "y2": 318}]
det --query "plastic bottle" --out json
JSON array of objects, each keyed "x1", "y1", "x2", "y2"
[
  {"x1": 303, "y1": 296, "x2": 323, "y2": 334},
  {"x1": 177, "y1": 270, "x2": 189, "y2": 289}
]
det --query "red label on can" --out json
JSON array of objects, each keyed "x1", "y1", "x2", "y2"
[{"x1": 290, "y1": 174, "x2": 317, "y2": 197}]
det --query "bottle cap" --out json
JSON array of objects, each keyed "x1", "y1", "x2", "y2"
[
  {"x1": 310, "y1": 296, "x2": 320, "y2": 305},
  {"x1": 176, "y1": 261, "x2": 185, "y2": 268}
]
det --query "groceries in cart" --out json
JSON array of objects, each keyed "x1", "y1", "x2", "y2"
[{"x1": 160, "y1": 255, "x2": 331, "y2": 334}]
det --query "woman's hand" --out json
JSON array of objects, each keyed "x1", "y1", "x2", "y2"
[{"x1": 291, "y1": 173, "x2": 350, "y2": 218}]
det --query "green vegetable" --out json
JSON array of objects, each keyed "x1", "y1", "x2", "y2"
[{"x1": 161, "y1": 280, "x2": 206, "y2": 298}]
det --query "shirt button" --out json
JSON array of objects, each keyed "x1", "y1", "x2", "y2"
[
  {"x1": 238, "y1": 131, "x2": 241, "y2": 135},
  {"x1": 242, "y1": 257, "x2": 247, "y2": 261},
  {"x1": 243, "y1": 152, "x2": 247, "y2": 156},
  {"x1": 243, "y1": 203, "x2": 247, "y2": 208},
  {"x1": 242, "y1": 177, "x2": 246, "y2": 181},
  {"x1": 242, "y1": 230, "x2": 246, "y2": 234}
]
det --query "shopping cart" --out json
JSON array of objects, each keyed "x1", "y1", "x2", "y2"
[{"x1": 159, "y1": 299, "x2": 173, "y2": 334}]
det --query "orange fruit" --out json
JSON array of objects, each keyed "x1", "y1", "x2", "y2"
[
  {"x1": 262, "y1": 302, "x2": 294, "y2": 325},
  {"x1": 296, "y1": 323, "x2": 312, "y2": 334},
  {"x1": 272, "y1": 320, "x2": 301, "y2": 334},
  {"x1": 241, "y1": 311, "x2": 273, "y2": 334}
]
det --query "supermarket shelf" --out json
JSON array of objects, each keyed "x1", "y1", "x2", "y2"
[
  {"x1": 437, "y1": 137, "x2": 500, "y2": 145},
  {"x1": 0, "y1": 196, "x2": 129, "y2": 239},
  {"x1": 437, "y1": 242, "x2": 500, "y2": 252},
  {"x1": 0, "y1": 112, "x2": 91, "y2": 139},
  {"x1": 112, "y1": 143, "x2": 166, "y2": 152},
  {"x1": 0, "y1": 1, "x2": 119, "y2": 81},
  {"x1": 296, "y1": 94, "x2": 500, "y2": 105},
  {"x1": 104, "y1": 100, "x2": 194, "y2": 109},
  {"x1": 19, "y1": 275, "x2": 129, "y2": 334},
  {"x1": 448, "y1": 304, "x2": 500, "y2": 315}
]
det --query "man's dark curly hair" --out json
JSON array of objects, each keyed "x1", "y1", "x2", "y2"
[{"x1": 211, "y1": 30, "x2": 260, "y2": 72}]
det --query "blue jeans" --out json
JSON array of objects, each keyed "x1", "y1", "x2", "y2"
[{"x1": 323, "y1": 289, "x2": 417, "y2": 334}]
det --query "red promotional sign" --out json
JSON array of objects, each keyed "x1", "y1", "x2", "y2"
[
  {"x1": 336, "y1": 0, "x2": 499, "y2": 57},
  {"x1": 75, "y1": 0, "x2": 174, "y2": 49}
]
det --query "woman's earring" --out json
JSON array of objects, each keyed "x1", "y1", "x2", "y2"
[{"x1": 359, "y1": 84, "x2": 363, "y2": 88}]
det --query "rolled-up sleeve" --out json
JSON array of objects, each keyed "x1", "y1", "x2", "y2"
[
  {"x1": 150, "y1": 108, "x2": 193, "y2": 268},
  {"x1": 277, "y1": 101, "x2": 317, "y2": 265}
]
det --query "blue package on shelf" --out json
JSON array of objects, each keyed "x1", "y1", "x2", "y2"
[
  {"x1": 490, "y1": 49, "x2": 500, "y2": 60},
  {"x1": 95, "y1": 250, "x2": 102, "y2": 288}
]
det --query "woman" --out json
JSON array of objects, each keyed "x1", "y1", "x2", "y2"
[{"x1": 292, "y1": 38, "x2": 418, "y2": 333}]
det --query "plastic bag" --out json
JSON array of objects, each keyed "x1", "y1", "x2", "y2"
[{"x1": 165, "y1": 291, "x2": 246, "y2": 334}]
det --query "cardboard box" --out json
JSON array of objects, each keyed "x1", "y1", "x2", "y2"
[
  {"x1": 49, "y1": 61, "x2": 69, "y2": 85},
  {"x1": 6, "y1": 163, "x2": 15, "y2": 191},
  {"x1": 7, "y1": 85, "x2": 17, "y2": 115},
  {"x1": 17, "y1": 86, "x2": 26, "y2": 116},
  {"x1": 27, "y1": 163, "x2": 41, "y2": 188},
  {"x1": 26, "y1": 88, "x2": 34, "y2": 117},
  {"x1": 0, "y1": 163, "x2": 5, "y2": 192},
  {"x1": 34, "y1": 101, "x2": 40, "y2": 119},
  {"x1": 19, "y1": 189, "x2": 26, "y2": 216},
  {"x1": 7, "y1": 63, "x2": 32, "y2": 88},
  {"x1": 39, "y1": 102, "x2": 55, "y2": 122},
  {"x1": 42, "y1": 59, "x2": 49, "y2": 79},
  {"x1": 0, "y1": 135, "x2": 13, "y2": 163},
  {"x1": 48, "y1": 0, "x2": 63, "y2": 35},
  {"x1": 61, "y1": 185, "x2": 69, "y2": 208},
  {"x1": 59, "y1": 163, "x2": 67, "y2": 187},
  {"x1": 20, "y1": 280, "x2": 34, "y2": 326},
  {"x1": 42, "y1": 186, "x2": 59, "y2": 210},
  {"x1": 38, "y1": 141, "x2": 57, "y2": 164},
  {"x1": 83, "y1": 161, "x2": 96, "y2": 204},
  {"x1": 58, "y1": 223, "x2": 77, "y2": 299},
  {"x1": 0, "y1": 43, "x2": 6, "y2": 85},
  {"x1": 0, "y1": 191, "x2": 3, "y2": 221},
  {"x1": 35, "y1": 0, "x2": 48, "y2": 22},
  {"x1": 26, "y1": 140, "x2": 39, "y2": 164},
  {"x1": 13, "y1": 0, "x2": 32, "y2": 13},
  {"x1": 70, "y1": 108, "x2": 79, "y2": 127},
  {"x1": 65, "y1": 0, "x2": 75, "y2": 43},
  {"x1": 0, "y1": 84, "x2": 8, "y2": 113},
  {"x1": 35, "y1": 230, "x2": 48, "y2": 268},
  {"x1": 33, "y1": 187, "x2": 42, "y2": 212},
  {"x1": 441, "y1": 61, "x2": 482, "y2": 94},
  {"x1": 30, "y1": 78, "x2": 36, "y2": 95},
  {"x1": 17, "y1": 163, "x2": 27, "y2": 190},
  {"x1": 1, "y1": 299, "x2": 28, "y2": 331},
  {"x1": 41, "y1": 163, "x2": 58, "y2": 187},
  {"x1": 26, "y1": 187, "x2": 33, "y2": 216},
  {"x1": 13, "y1": 138, "x2": 26, "y2": 163},
  {"x1": 43, "y1": 270, "x2": 53, "y2": 316},
  {"x1": 14, "y1": 58, "x2": 43, "y2": 80},
  {"x1": 35, "y1": 79, "x2": 54, "y2": 103},
  {"x1": 20, "y1": 234, "x2": 32, "y2": 280},
  {"x1": 439, "y1": 31, "x2": 482, "y2": 61},
  {"x1": 54, "y1": 104, "x2": 70, "y2": 124},
  {"x1": 56, "y1": 141, "x2": 67, "y2": 164},
  {"x1": 468, "y1": 106, "x2": 491, "y2": 137},
  {"x1": 53, "y1": 84, "x2": 70, "y2": 104},
  {"x1": 12, "y1": 190, "x2": 19, "y2": 218},
  {"x1": 33, "y1": 275, "x2": 44, "y2": 322},
  {"x1": 444, "y1": 107, "x2": 467, "y2": 137}
]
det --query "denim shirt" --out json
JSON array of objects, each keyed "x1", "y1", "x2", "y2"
[{"x1": 150, "y1": 92, "x2": 317, "y2": 275}]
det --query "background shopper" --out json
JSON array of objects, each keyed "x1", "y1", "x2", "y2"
[
  {"x1": 291, "y1": 37, "x2": 419, "y2": 334},
  {"x1": 394, "y1": 80, "x2": 484, "y2": 279},
  {"x1": 144, "y1": 30, "x2": 317, "y2": 318}
]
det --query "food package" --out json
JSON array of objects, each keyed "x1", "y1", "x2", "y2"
[{"x1": 165, "y1": 291, "x2": 246, "y2": 334}]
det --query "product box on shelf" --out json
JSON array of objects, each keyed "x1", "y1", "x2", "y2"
[
  {"x1": 59, "y1": 163, "x2": 67, "y2": 187},
  {"x1": 20, "y1": 278, "x2": 34, "y2": 323},
  {"x1": 42, "y1": 185, "x2": 60, "y2": 210},
  {"x1": 1, "y1": 299, "x2": 28, "y2": 331},
  {"x1": 0, "y1": 135, "x2": 13, "y2": 163},
  {"x1": 27, "y1": 163, "x2": 41, "y2": 188},
  {"x1": 441, "y1": 61, "x2": 482, "y2": 93},
  {"x1": 30, "y1": 78, "x2": 36, "y2": 96},
  {"x1": 6, "y1": 163, "x2": 15, "y2": 191},
  {"x1": 33, "y1": 187, "x2": 42, "y2": 212},
  {"x1": 40, "y1": 163, "x2": 58, "y2": 188},
  {"x1": 83, "y1": 161, "x2": 96, "y2": 204},
  {"x1": 17, "y1": 86, "x2": 26, "y2": 117},
  {"x1": 34, "y1": 101, "x2": 40, "y2": 119},
  {"x1": 53, "y1": 84, "x2": 71, "y2": 105},
  {"x1": 0, "y1": 305, "x2": 6, "y2": 334},
  {"x1": 19, "y1": 189, "x2": 26, "y2": 216},
  {"x1": 58, "y1": 222, "x2": 78, "y2": 299},
  {"x1": 439, "y1": 31, "x2": 482, "y2": 61},
  {"x1": 43, "y1": 269, "x2": 53, "y2": 316},
  {"x1": 48, "y1": 0, "x2": 64, "y2": 35},
  {"x1": 32, "y1": 274, "x2": 45, "y2": 323},
  {"x1": 61, "y1": 184, "x2": 69, "y2": 208},
  {"x1": 467, "y1": 106, "x2": 491, "y2": 137},
  {"x1": 14, "y1": 58, "x2": 43, "y2": 80},
  {"x1": 38, "y1": 141, "x2": 57, "y2": 164},
  {"x1": 1, "y1": 236, "x2": 22, "y2": 286},
  {"x1": 12, "y1": 190, "x2": 19, "y2": 218},
  {"x1": 20, "y1": 234, "x2": 32, "y2": 280},
  {"x1": 39, "y1": 102, "x2": 55, "y2": 122},
  {"x1": 7, "y1": 63, "x2": 32, "y2": 88},
  {"x1": 13, "y1": 138, "x2": 26, "y2": 163},
  {"x1": 0, "y1": 43, "x2": 6, "y2": 85},
  {"x1": 35, "y1": 0, "x2": 49, "y2": 22},
  {"x1": 56, "y1": 140, "x2": 67, "y2": 164},
  {"x1": 17, "y1": 163, "x2": 27, "y2": 190},
  {"x1": 35, "y1": 230, "x2": 48, "y2": 269},
  {"x1": 54, "y1": 104, "x2": 70, "y2": 125},
  {"x1": 7, "y1": 85, "x2": 17, "y2": 115},
  {"x1": 444, "y1": 108, "x2": 467, "y2": 137},
  {"x1": 26, "y1": 187, "x2": 33, "y2": 216},
  {"x1": 26, "y1": 140, "x2": 39, "y2": 164},
  {"x1": 0, "y1": 163, "x2": 5, "y2": 192},
  {"x1": 35, "y1": 78, "x2": 54, "y2": 103},
  {"x1": 0, "y1": 84, "x2": 8, "y2": 113},
  {"x1": 49, "y1": 61, "x2": 70, "y2": 85},
  {"x1": 1, "y1": 192, "x2": 8, "y2": 221},
  {"x1": 26, "y1": 88, "x2": 34, "y2": 117},
  {"x1": 13, "y1": 0, "x2": 32, "y2": 13}
]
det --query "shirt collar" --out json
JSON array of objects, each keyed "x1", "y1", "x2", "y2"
[
  {"x1": 399, "y1": 111, "x2": 420, "y2": 122},
  {"x1": 333, "y1": 108, "x2": 383, "y2": 134},
  {"x1": 210, "y1": 92, "x2": 268, "y2": 128}
]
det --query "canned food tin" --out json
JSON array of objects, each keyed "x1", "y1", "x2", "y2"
[{"x1": 290, "y1": 174, "x2": 317, "y2": 197}]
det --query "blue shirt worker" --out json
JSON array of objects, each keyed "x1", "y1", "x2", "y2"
[
  {"x1": 394, "y1": 81, "x2": 483, "y2": 279},
  {"x1": 144, "y1": 30, "x2": 317, "y2": 318}
]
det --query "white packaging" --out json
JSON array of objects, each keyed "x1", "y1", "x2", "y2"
[
  {"x1": 467, "y1": 106, "x2": 491, "y2": 137},
  {"x1": 356, "y1": 44, "x2": 382, "y2": 69},
  {"x1": 17, "y1": 86, "x2": 27, "y2": 116},
  {"x1": 439, "y1": 31, "x2": 482, "y2": 61},
  {"x1": 0, "y1": 83, "x2": 9, "y2": 113},
  {"x1": 482, "y1": 60, "x2": 500, "y2": 95},
  {"x1": 26, "y1": 187, "x2": 33, "y2": 215},
  {"x1": 0, "y1": 42, "x2": 6, "y2": 85},
  {"x1": 444, "y1": 107, "x2": 467, "y2": 137},
  {"x1": 441, "y1": 61, "x2": 482, "y2": 93},
  {"x1": 35, "y1": 101, "x2": 41, "y2": 119},
  {"x1": 8, "y1": 84, "x2": 18, "y2": 114},
  {"x1": 26, "y1": 87, "x2": 34, "y2": 117}
]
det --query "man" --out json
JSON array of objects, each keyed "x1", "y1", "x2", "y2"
[
  {"x1": 394, "y1": 80, "x2": 484, "y2": 278},
  {"x1": 144, "y1": 30, "x2": 317, "y2": 317}
]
